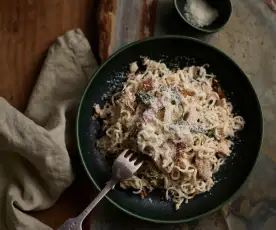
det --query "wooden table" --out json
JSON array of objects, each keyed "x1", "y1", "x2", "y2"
[{"x1": 0, "y1": 0, "x2": 99, "y2": 229}]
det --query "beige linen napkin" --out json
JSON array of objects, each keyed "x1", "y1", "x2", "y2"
[{"x1": 0, "y1": 29, "x2": 97, "y2": 230}]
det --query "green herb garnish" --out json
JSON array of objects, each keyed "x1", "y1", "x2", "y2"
[
  {"x1": 206, "y1": 129, "x2": 215, "y2": 137},
  {"x1": 136, "y1": 91, "x2": 153, "y2": 106},
  {"x1": 171, "y1": 89, "x2": 181, "y2": 105}
]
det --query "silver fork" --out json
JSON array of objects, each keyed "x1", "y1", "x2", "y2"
[{"x1": 59, "y1": 150, "x2": 143, "y2": 230}]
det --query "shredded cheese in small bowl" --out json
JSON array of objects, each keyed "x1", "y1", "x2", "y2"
[
  {"x1": 174, "y1": 0, "x2": 232, "y2": 33},
  {"x1": 184, "y1": 0, "x2": 218, "y2": 28}
]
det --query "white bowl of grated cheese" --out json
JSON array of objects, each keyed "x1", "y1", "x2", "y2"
[{"x1": 174, "y1": 0, "x2": 232, "y2": 33}]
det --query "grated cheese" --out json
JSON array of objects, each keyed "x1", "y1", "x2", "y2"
[
  {"x1": 95, "y1": 59, "x2": 245, "y2": 210},
  {"x1": 184, "y1": 0, "x2": 218, "y2": 28}
]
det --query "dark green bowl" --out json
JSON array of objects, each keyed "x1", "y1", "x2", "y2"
[
  {"x1": 174, "y1": 0, "x2": 232, "y2": 33},
  {"x1": 77, "y1": 36, "x2": 263, "y2": 223}
]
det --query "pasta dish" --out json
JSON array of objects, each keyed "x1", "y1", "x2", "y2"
[{"x1": 94, "y1": 58, "x2": 245, "y2": 209}]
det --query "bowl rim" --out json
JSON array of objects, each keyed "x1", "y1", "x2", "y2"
[
  {"x1": 76, "y1": 35, "x2": 263, "y2": 223},
  {"x1": 174, "y1": 0, "x2": 233, "y2": 33}
]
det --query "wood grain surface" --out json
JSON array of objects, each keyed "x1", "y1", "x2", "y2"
[
  {"x1": 97, "y1": 0, "x2": 157, "y2": 61},
  {"x1": 0, "y1": 0, "x2": 99, "y2": 111},
  {"x1": 0, "y1": 0, "x2": 99, "y2": 229}
]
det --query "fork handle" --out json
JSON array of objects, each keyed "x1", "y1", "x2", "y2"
[{"x1": 77, "y1": 180, "x2": 116, "y2": 222}]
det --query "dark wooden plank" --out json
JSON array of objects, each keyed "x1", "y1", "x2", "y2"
[{"x1": 0, "y1": 0, "x2": 98, "y2": 111}]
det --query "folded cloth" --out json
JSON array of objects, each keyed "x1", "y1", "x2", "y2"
[
  {"x1": 0, "y1": 29, "x2": 97, "y2": 230},
  {"x1": 264, "y1": 0, "x2": 276, "y2": 12}
]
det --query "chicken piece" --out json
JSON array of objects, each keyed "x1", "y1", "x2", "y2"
[
  {"x1": 143, "y1": 109, "x2": 155, "y2": 122},
  {"x1": 152, "y1": 99, "x2": 164, "y2": 113},
  {"x1": 195, "y1": 157, "x2": 212, "y2": 181},
  {"x1": 217, "y1": 140, "x2": 232, "y2": 156},
  {"x1": 120, "y1": 176, "x2": 141, "y2": 190},
  {"x1": 185, "y1": 107, "x2": 199, "y2": 123},
  {"x1": 216, "y1": 98, "x2": 227, "y2": 107},
  {"x1": 130, "y1": 62, "x2": 139, "y2": 73},
  {"x1": 94, "y1": 104, "x2": 101, "y2": 115}
]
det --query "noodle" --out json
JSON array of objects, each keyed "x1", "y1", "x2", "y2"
[{"x1": 94, "y1": 58, "x2": 245, "y2": 209}]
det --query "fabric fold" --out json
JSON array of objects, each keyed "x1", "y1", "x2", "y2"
[{"x1": 0, "y1": 29, "x2": 97, "y2": 230}]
